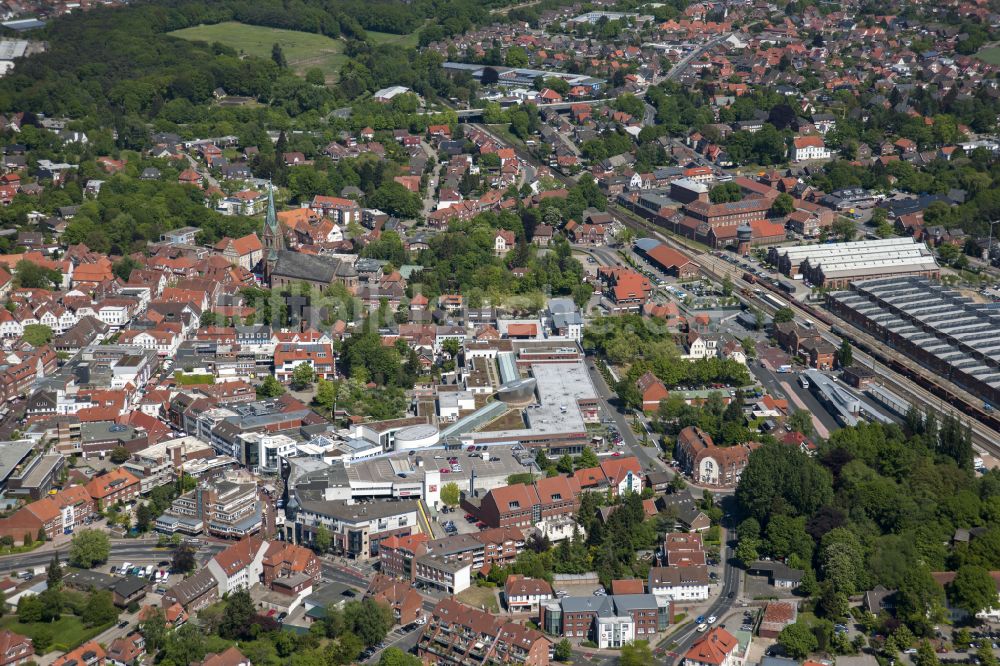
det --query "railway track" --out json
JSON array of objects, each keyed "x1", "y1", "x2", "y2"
[
  {"x1": 611, "y1": 208, "x2": 1000, "y2": 454},
  {"x1": 470, "y1": 122, "x2": 1000, "y2": 455}
]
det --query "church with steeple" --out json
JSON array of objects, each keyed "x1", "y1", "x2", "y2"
[
  {"x1": 261, "y1": 183, "x2": 282, "y2": 284},
  {"x1": 259, "y1": 184, "x2": 358, "y2": 291}
]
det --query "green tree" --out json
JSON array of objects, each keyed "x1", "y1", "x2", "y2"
[
  {"x1": 821, "y1": 527, "x2": 866, "y2": 595},
  {"x1": 271, "y1": 43, "x2": 287, "y2": 68},
  {"x1": 948, "y1": 565, "x2": 999, "y2": 617},
  {"x1": 31, "y1": 626, "x2": 53, "y2": 652},
  {"x1": 787, "y1": 409, "x2": 814, "y2": 436},
  {"x1": 505, "y1": 46, "x2": 529, "y2": 67},
  {"x1": 313, "y1": 525, "x2": 332, "y2": 553},
  {"x1": 257, "y1": 375, "x2": 286, "y2": 398},
  {"x1": 14, "y1": 260, "x2": 61, "y2": 289},
  {"x1": 915, "y1": 641, "x2": 942, "y2": 666},
  {"x1": 17, "y1": 595, "x2": 42, "y2": 623},
  {"x1": 305, "y1": 68, "x2": 325, "y2": 86},
  {"x1": 735, "y1": 537, "x2": 760, "y2": 565},
  {"x1": 977, "y1": 642, "x2": 998, "y2": 666},
  {"x1": 314, "y1": 379, "x2": 337, "y2": 416},
  {"x1": 837, "y1": 338, "x2": 853, "y2": 368},
  {"x1": 21, "y1": 324, "x2": 53, "y2": 347},
  {"x1": 378, "y1": 648, "x2": 422, "y2": 666},
  {"x1": 135, "y1": 503, "x2": 152, "y2": 533},
  {"x1": 290, "y1": 363, "x2": 315, "y2": 391},
  {"x1": 46, "y1": 554, "x2": 62, "y2": 590},
  {"x1": 773, "y1": 307, "x2": 794, "y2": 323},
  {"x1": 219, "y1": 589, "x2": 256, "y2": 640},
  {"x1": 344, "y1": 599, "x2": 393, "y2": 647},
  {"x1": 554, "y1": 639, "x2": 572, "y2": 662},
  {"x1": 171, "y1": 544, "x2": 196, "y2": 573},
  {"x1": 771, "y1": 192, "x2": 795, "y2": 216},
  {"x1": 737, "y1": 441, "x2": 834, "y2": 522},
  {"x1": 69, "y1": 529, "x2": 111, "y2": 568},
  {"x1": 38, "y1": 587, "x2": 62, "y2": 622},
  {"x1": 709, "y1": 182, "x2": 742, "y2": 203},
  {"x1": 620, "y1": 641, "x2": 654, "y2": 666},
  {"x1": 330, "y1": 633, "x2": 363, "y2": 664},
  {"x1": 440, "y1": 482, "x2": 460, "y2": 507},
  {"x1": 556, "y1": 454, "x2": 575, "y2": 474},
  {"x1": 832, "y1": 217, "x2": 857, "y2": 241},
  {"x1": 112, "y1": 257, "x2": 139, "y2": 281},
  {"x1": 778, "y1": 621, "x2": 819, "y2": 659},
  {"x1": 81, "y1": 589, "x2": 118, "y2": 626},
  {"x1": 109, "y1": 446, "x2": 130, "y2": 464},
  {"x1": 578, "y1": 446, "x2": 600, "y2": 469}
]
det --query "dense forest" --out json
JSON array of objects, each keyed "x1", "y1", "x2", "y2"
[
  {"x1": 734, "y1": 414, "x2": 1000, "y2": 654},
  {"x1": 0, "y1": 0, "x2": 505, "y2": 124}
]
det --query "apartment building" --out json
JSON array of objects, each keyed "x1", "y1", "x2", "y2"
[
  {"x1": 505, "y1": 575, "x2": 554, "y2": 614},
  {"x1": 261, "y1": 541, "x2": 319, "y2": 587},
  {"x1": 470, "y1": 476, "x2": 580, "y2": 529},
  {"x1": 366, "y1": 574, "x2": 424, "y2": 626},
  {"x1": 289, "y1": 498, "x2": 419, "y2": 560},
  {"x1": 84, "y1": 468, "x2": 140, "y2": 507},
  {"x1": 648, "y1": 566, "x2": 711, "y2": 601},
  {"x1": 0, "y1": 485, "x2": 95, "y2": 543},
  {"x1": 206, "y1": 536, "x2": 268, "y2": 595},
  {"x1": 540, "y1": 594, "x2": 670, "y2": 648},
  {"x1": 417, "y1": 599, "x2": 551, "y2": 665},
  {"x1": 155, "y1": 477, "x2": 260, "y2": 538}
]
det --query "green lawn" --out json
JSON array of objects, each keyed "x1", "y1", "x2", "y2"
[
  {"x1": 174, "y1": 371, "x2": 215, "y2": 385},
  {"x1": 0, "y1": 616, "x2": 113, "y2": 653},
  {"x1": 168, "y1": 21, "x2": 347, "y2": 80},
  {"x1": 366, "y1": 30, "x2": 419, "y2": 49},
  {"x1": 976, "y1": 46, "x2": 1000, "y2": 64}
]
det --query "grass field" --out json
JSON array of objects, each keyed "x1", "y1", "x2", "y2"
[
  {"x1": 366, "y1": 30, "x2": 420, "y2": 49},
  {"x1": 174, "y1": 371, "x2": 215, "y2": 385},
  {"x1": 0, "y1": 616, "x2": 112, "y2": 653},
  {"x1": 977, "y1": 46, "x2": 1000, "y2": 64},
  {"x1": 458, "y1": 586, "x2": 500, "y2": 613},
  {"x1": 168, "y1": 22, "x2": 347, "y2": 80}
]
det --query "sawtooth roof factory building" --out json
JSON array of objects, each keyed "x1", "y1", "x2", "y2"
[
  {"x1": 827, "y1": 277, "x2": 1000, "y2": 407},
  {"x1": 768, "y1": 238, "x2": 940, "y2": 287}
]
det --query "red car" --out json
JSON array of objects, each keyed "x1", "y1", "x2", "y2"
[
  {"x1": 612, "y1": 452, "x2": 622, "y2": 457},
  {"x1": 464, "y1": 513, "x2": 474, "y2": 520},
  {"x1": 467, "y1": 445, "x2": 476, "y2": 452},
  {"x1": 439, "y1": 468, "x2": 450, "y2": 473}
]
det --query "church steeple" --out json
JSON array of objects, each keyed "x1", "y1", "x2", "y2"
[{"x1": 262, "y1": 182, "x2": 281, "y2": 283}]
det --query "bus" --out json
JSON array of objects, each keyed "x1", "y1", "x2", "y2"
[{"x1": 798, "y1": 374, "x2": 810, "y2": 389}]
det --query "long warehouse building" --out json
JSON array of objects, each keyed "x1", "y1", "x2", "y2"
[
  {"x1": 769, "y1": 238, "x2": 940, "y2": 287},
  {"x1": 827, "y1": 277, "x2": 1000, "y2": 407}
]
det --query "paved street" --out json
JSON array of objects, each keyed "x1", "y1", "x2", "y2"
[{"x1": 659, "y1": 528, "x2": 741, "y2": 665}]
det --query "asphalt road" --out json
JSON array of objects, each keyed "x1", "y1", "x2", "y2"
[
  {"x1": 748, "y1": 359, "x2": 840, "y2": 437},
  {"x1": 584, "y1": 356, "x2": 666, "y2": 476},
  {"x1": 0, "y1": 540, "x2": 226, "y2": 574},
  {"x1": 661, "y1": 533, "x2": 741, "y2": 665}
]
